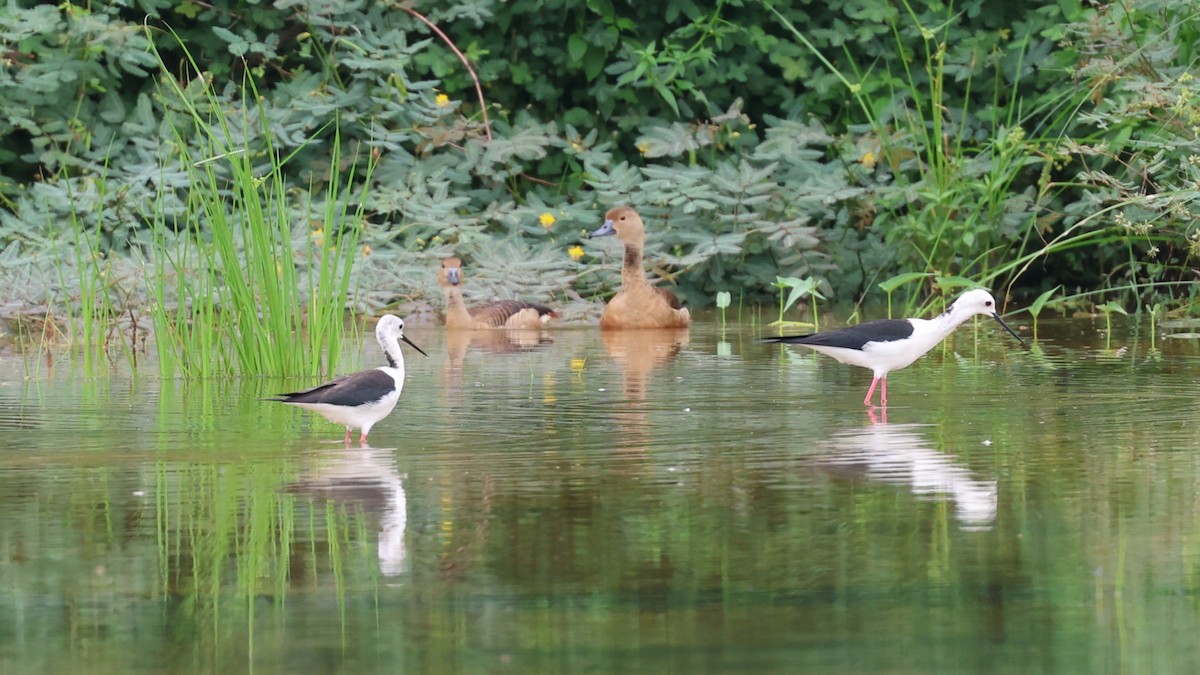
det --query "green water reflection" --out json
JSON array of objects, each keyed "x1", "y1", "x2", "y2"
[{"x1": 1, "y1": 319, "x2": 1199, "y2": 673}]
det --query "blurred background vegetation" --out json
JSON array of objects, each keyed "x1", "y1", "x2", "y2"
[{"x1": 0, "y1": 0, "x2": 1197, "y2": 344}]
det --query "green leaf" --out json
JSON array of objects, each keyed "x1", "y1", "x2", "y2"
[
  {"x1": 583, "y1": 51, "x2": 605, "y2": 80},
  {"x1": 775, "y1": 276, "x2": 824, "y2": 313},
  {"x1": 1097, "y1": 300, "x2": 1128, "y2": 316},
  {"x1": 934, "y1": 276, "x2": 977, "y2": 294},
  {"x1": 878, "y1": 272, "x2": 929, "y2": 294},
  {"x1": 567, "y1": 35, "x2": 588, "y2": 63},
  {"x1": 656, "y1": 85, "x2": 680, "y2": 117},
  {"x1": 1028, "y1": 285, "x2": 1061, "y2": 318}
]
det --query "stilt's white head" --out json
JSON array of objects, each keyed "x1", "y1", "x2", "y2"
[
  {"x1": 951, "y1": 289, "x2": 1023, "y2": 344},
  {"x1": 376, "y1": 314, "x2": 429, "y2": 360}
]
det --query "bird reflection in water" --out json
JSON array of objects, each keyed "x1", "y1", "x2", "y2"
[
  {"x1": 821, "y1": 420, "x2": 998, "y2": 529},
  {"x1": 601, "y1": 329, "x2": 689, "y2": 453},
  {"x1": 440, "y1": 328, "x2": 554, "y2": 405},
  {"x1": 284, "y1": 448, "x2": 408, "y2": 576}
]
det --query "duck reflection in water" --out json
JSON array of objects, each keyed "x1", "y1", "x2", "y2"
[
  {"x1": 445, "y1": 328, "x2": 553, "y2": 372},
  {"x1": 284, "y1": 448, "x2": 408, "y2": 576},
  {"x1": 441, "y1": 328, "x2": 554, "y2": 405},
  {"x1": 821, "y1": 420, "x2": 998, "y2": 529},
  {"x1": 601, "y1": 329, "x2": 689, "y2": 452}
]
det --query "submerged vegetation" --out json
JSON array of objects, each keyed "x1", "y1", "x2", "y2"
[{"x1": 0, "y1": 0, "x2": 1197, "y2": 369}]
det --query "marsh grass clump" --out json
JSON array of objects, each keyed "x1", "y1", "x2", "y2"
[{"x1": 140, "y1": 33, "x2": 372, "y2": 379}]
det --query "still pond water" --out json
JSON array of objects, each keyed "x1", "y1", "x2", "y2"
[{"x1": 1, "y1": 317, "x2": 1199, "y2": 674}]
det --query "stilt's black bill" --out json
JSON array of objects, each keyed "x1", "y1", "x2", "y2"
[
  {"x1": 402, "y1": 335, "x2": 429, "y2": 357},
  {"x1": 992, "y1": 314, "x2": 1025, "y2": 345}
]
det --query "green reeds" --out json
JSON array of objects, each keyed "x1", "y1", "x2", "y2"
[
  {"x1": 58, "y1": 175, "x2": 139, "y2": 371},
  {"x1": 143, "y1": 30, "x2": 374, "y2": 378}
]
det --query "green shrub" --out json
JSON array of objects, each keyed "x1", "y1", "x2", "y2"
[{"x1": 0, "y1": 0, "x2": 1197, "y2": 361}]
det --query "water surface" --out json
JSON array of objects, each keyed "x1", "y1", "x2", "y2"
[{"x1": 1, "y1": 318, "x2": 1198, "y2": 673}]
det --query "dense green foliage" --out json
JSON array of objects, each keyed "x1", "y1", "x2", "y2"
[{"x1": 0, "y1": 0, "x2": 1197, "y2": 353}]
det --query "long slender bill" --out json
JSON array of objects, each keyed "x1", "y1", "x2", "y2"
[
  {"x1": 401, "y1": 334, "x2": 429, "y2": 357},
  {"x1": 991, "y1": 314, "x2": 1025, "y2": 345}
]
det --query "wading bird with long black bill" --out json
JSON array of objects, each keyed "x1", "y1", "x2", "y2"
[
  {"x1": 762, "y1": 289, "x2": 1024, "y2": 407},
  {"x1": 265, "y1": 315, "x2": 428, "y2": 445}
]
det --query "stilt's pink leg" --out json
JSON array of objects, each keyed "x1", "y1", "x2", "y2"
[
  {"x1": 880, "y1": 377, "x2": 888, "y2": 407},
  {"x1": 863, "y1": 376, "x2": 880, "y2": 406},
  {"x1": 344, "y1": 428, "x2": 353, "y2": 445},
  {"x1": 359, "y1": 431, "x2": 369, "y2": 446}
]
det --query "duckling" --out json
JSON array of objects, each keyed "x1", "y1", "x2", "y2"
[
  {"x1": 438, "y1": 257, "x2": 558, "y2": 329},
  {"x1": 589, "y1": 206, "x2": 690, "y2": 330}
]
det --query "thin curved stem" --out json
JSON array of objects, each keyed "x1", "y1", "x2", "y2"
[{"x1": 399, "y1": 5, "x2": 492, "y2": 141}]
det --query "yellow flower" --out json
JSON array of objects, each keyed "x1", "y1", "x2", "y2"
[
  {"x1": 311, "y1": 227, "x2": 324, "y2": 248},
  {"x1": 860, "y1": 150, "x2": 877, "y2": 169},
  {"x1": 435, "y1": 93, "x2": 450, "y2": 107},
  {"x1": 362, "y1": 245, "x2": 373, "y2": 256},
  {"x1": 539, "y1": 212, "x2": 557, "y2": 228},
  {"x1": 568, "y1": 245, "x2": 584, "y2": 261}
]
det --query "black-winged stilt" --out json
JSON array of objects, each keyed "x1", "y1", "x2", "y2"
[
  {"x1": 265, "y1": 315, "x2": 428, "y2": 445},
  {"x1": 763, "y1": 288, "x2": 1023, "y2": 406}
]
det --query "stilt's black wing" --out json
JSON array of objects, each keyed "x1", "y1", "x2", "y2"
[
  {"x1": 266, "y1": 369, "x2": 395, "y2": 407},
  {"x1": 762, "y1": 319, "x2": 914, "y2": 351}
]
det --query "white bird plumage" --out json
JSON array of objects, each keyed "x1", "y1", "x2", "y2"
[
  {"x1": 265, "y1": 315, "x2": 427, "y2": 445},
  {"x1": 763, "y1": 289, "x2": 1024, "y2": 406}
]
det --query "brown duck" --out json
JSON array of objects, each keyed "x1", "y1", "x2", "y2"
[
  {"x1": 438, "y1": 257, "x2": 558, "y2": 329},
  {"x1": 589, "y1": 207, "x2": 690, "y2": 330}
]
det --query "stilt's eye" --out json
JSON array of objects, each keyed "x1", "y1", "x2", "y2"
[{"x1": 985, "y1": 301, "x2": 993, "y2": 307}]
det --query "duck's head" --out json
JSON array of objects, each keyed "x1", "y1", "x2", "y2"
[
  {"x1": 590, "y1": 206, "x2": 645, "y2": 244},
  {"x1": 438, "y1": 257, "x2": 464, "y2": 287}
]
